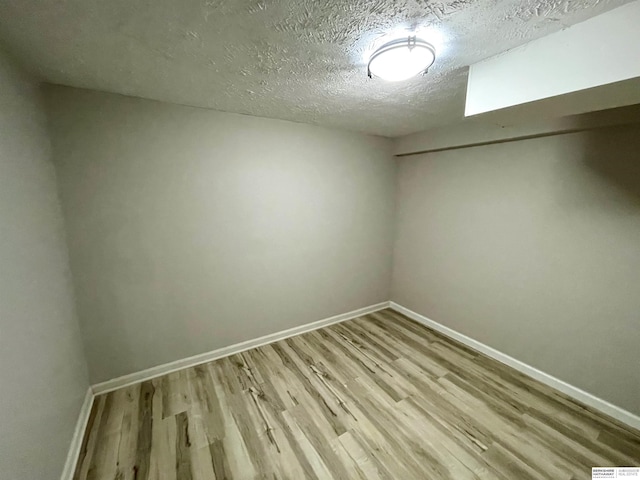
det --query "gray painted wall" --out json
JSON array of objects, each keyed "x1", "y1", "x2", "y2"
[
  {"x1": 45, "y1": 86, "x2": 396, "y2": 384},
  {"x1": 0, "y1": 53, "x2": 89, "y2": 478},
  {"x1": 391, "y1": 125, "x2": 640, "y2": 415}
]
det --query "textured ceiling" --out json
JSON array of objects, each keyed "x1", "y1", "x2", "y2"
[{"x1": 0, "y1": 0, "x2": 632, "y2": 136}]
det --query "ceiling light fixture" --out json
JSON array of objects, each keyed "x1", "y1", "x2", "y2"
[{"x1": 367, "y1": 36, "x2": 436, "y2": 82}]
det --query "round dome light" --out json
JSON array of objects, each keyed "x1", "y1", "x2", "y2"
[{"x1": 367, "y1": 36, "x2": 436, "y2": 82}]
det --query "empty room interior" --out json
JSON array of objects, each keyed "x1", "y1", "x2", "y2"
[{"x1": 2, "y1": 0, "x2": 640, "y2": 479}]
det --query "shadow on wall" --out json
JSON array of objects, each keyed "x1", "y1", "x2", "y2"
[{"x1": 579, "y1": 124, "x2": 640, "y2": 208}]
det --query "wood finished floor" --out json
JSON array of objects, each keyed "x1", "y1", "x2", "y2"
[{"x1": 74, "y1": 309, "x2": 640, "y2": 480}]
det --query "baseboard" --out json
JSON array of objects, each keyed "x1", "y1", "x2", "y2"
[
  {"x1": 92, "y1": 301, "x2": 390, "y2": 395},
  {"x1": 389, "y1": 302, "x2": 640, "y2": 432},
  {"x1": 60, "y1": 387, "x2": 94, "y2": 480}
]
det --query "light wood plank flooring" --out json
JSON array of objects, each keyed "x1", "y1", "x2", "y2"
[{"x1": 74, "y1": 309, "x2": 640, "y2": 479}]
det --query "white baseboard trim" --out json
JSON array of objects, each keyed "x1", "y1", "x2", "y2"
[
  {"x1": 92, "y1": 301, "x2": 390, "y2": 395},
  {"x1": 389, "y1": 302, "x2": 640, "y2": 432},
  {"x1": 60, "y1": 387, "x2": 94, "y2": 480}
]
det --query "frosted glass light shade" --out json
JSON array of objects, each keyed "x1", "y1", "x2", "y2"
[{"x1": 368, "y1": 37, "x2": 436, "y2": 82}]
